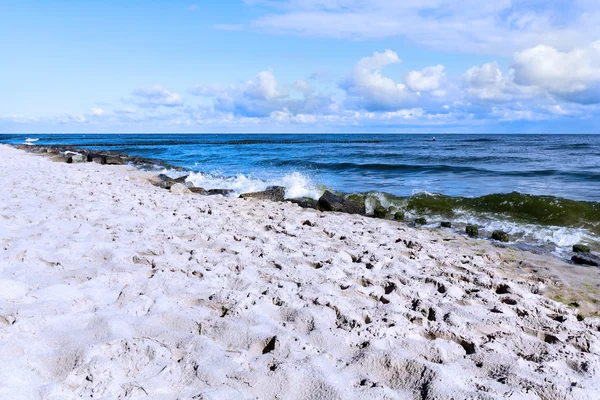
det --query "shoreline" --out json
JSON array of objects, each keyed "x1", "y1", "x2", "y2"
[
  {"x1": 2, "y1": 144, "x2": 600, "y2": 398},
  {"x1": 13, "y1": 143, "x2": 600, "y2": 261}
]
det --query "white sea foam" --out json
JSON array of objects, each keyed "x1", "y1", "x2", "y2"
[{"x1": 166, "y1": 170, "x2": 322, "y2": 200}]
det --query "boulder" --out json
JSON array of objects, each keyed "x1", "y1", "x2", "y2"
[
  {"x1": 414, "y1": 217, "x2": 427, "y2": 226},
  {"x1": 373, "y1": 206, "x2": 387, "y2": 219},
  {"x1": 573, "y1": 244, "x2": 591, "y2": 254},
  {"x1": 189, "y1": 187, "x2": 207, "y2": 195},
  {"x1": 240, "y1": 186, "x2": 286, "y2": 202},
  {"x1": 572, "y1": 254, "x2": 600, "y2": 267},
  {"x1": 441, "y1": 221, "x2": 452, "y2": 228},
  {"x1": 317, "y1": 191, "x2": 365, "y2": 215},
  {"x1": 105, "y1": 156, "x2": 124, "y2": 165},
  {"x1": 394, "y1": 211, "x2": 405, "y2": 221},
  {"x1": 466, "y1": 225, "x2": 479, "y2": 238},
  {"x1": 173, "y1": 175, "x2": 189, "y2": 183},
  {"x1": 170, "y1": 183, "x2": 191, "y2": 194},
  {"x1": 208, "y1": 189, "x2": 234, "y2": 196},
  {"x1": 289, "y1": 198, "x2": 319, "y2": 209},
  {"x1": 492, "y1": 230, "x2": 510, "y2": 242}
]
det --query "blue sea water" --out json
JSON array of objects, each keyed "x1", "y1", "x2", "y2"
[{"x1": 2, "y1": 133, "x2": 599, "y2": 252}]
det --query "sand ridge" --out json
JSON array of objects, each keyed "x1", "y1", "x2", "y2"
[{"x1": 1, "y1": 144, "x2": 599, "y2": 399}]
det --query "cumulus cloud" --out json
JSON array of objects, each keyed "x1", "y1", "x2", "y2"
[
  {"x1": 341, "y1": 50, "x2": 410, "y2": 111},
  {"x1": 512, "y1": 42, "x2": 600, "y2": 103},
  {"x1": 244, "y1": 69, "x2": 288, "y2": 100},
  {"x1": 463, "y1": 62, "x2": 518, "y2": 102},
  {"x1": 132, "y1": 86, "x2": 184, "y2": 107},
  {"x1": 405, "y1": 65, "x2": 445, "y2": 93},
  {"x1": 90, "y1": 107, "x2": 105, "y2": 116}
]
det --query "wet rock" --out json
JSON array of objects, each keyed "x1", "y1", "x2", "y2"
[
  {"x1": 105, "y1": 156, "x2": 124, "y2": 165},
  {"x1": 289, "y1": 198, "x2": 318, "y2": 209},
  {"x1": 466, "y1": 225, "x2": 479, "y2": 238},
  {"x1": 208, "y1": 189, "x2": 234, "y2": 196},
  {"x1": 189, "y1": 187, "x2": 207, "y2": 195},
  {"x1": 240, "y1": 186, "x2": 286, "y2": 202},
  {"x1": 89, "y1": 154, "x2": 107, "y2": 164},
  {"x1": 170, "y1": 183, "x2": 191, "y2": 194},
  {"x1": 64, "y1": 151, "x2": 85, "y2": 162},
  {"x1": 394, "y1": 211, "x2": 405, "y2": 221},
  {"x1": 51, "y1": 156, "x2": 71, "y2": 163},
  {"x1": 414, "y1": 217, "x2": 427, "y2": 226},
  {"x1": 572, "y1": 254, "x2": 600, "y2": 267},
  {"x1": 492, "y1": 230, "x2": 510, "y2": 242},
  {"x1": 573, "y1": 244, "x2": 591, "y2": 254},
  {"x1": 373, "y1": 206, "x2": 387, "y2": 219},
  {"x1": 440, "y1": 221, "x2": 452, "y2": 228},
  {"x1": 317, "y1": 191, "x2": 365, "y2": 215},
  {"x1": 173, "y1": 175, "x2": 189, "y2": 183}
]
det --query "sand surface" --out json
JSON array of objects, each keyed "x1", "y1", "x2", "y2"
[{"x1": 1, "y1": 144, "x2": 600, "y2": 399}]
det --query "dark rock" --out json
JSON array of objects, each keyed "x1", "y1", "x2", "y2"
[
  {"x1": 573, "y1": 244, "x2": 591, "y2": 254},
  {"x1": 572, "y1": 254, "x2": 600, "y2": 267},
  {"x1": 440, "y1": 221, "x2": 452, "y2": 228},
  {"x1": 173, "y1": 175, "x2": 189, "y2": 183},
  {"x1": 208, "y1": 189, "x2": 234, "y2": 196},
  {"x1": 394, "y1": 211, "x2": 405, "y2": 221},
  {"x1": 492, "y1": 230, "x2": 510, "y2": 242},
  {"x1": 373, "y1": 206, "x2": 387, "y2": 219},
  {"x1": 414, "y1": 217, "x2": 427, "y2": 226},
  {"x1": 317, "y1": 191, "x2": 365, "y2": 215},
  {"x1": 466, "y1": 225, "x2": 479, "y2": 238},
  {"x1": 105, "y1": 156, "x2": 124, "y2": 165},
  {"x1": 189, "y1": 187, "x2": 207, "y2": 195},
  {"x1": 239, "y1": 186, "x2": 286, "y2": 202},
  {"x1": 289, "y1": 198, "x2": 318, "y2": 209}
]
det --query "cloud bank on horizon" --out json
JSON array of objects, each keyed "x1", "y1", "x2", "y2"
[{"x1": 1, "y1": 0, "x2": 600, "y2": 133}]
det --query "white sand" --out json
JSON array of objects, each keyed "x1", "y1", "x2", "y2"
[{"x1": 1, "y1": 144, "x2": 600, "y2": 399}]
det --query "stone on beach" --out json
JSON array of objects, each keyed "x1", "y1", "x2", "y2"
[
  {"x1": 574, "y1": 244, "x2": 591, "y2": 253},
  {"x1": 572, "y1": 253, "x2": 600, "y2": 267},
  {"x1": 239, "y1": 186, "x2": 286, "y2": 202},
  {"x1": 394, "y1": 211, "x2": 405, "y2": 221},
  {"x1": 317, "y1": 190, "x2": 365, "y2": 214},
  {"x1": 466, "y1": 225, "x2": 479, "y2": 238},
  {"x1": 441, "y1": 221, "x2": 452, "y2": 228},
  {"x1": 289, "y1": 197, "x2": 319, "y2": 209},
  {"x1": 207, "y1": 189, "x2": 234, "y2": 196},
  {"x1": 414, "y1": 217, "x2": 427, "y2": 226},
  {"x1": 373, "y1": 206, "x2": 387, "y2": 219},
  {"x1": 492, "y1": 230, "x2": 510, "y2": 242},
  {"x1": 169, "y1": 183, "x2": 191, "y2": 194}
]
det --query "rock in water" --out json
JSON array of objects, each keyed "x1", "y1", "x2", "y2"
[
  {"x1": 572, "y1": 254, "x2": 600, "y2": 267},
  {"x1": 466, "y1": 225, "x2": 479, "y2": 238},
  {"x1": 289, "y1": 198, "x2": 318, "y2": 209},
  {"x1": 394, "y1": 211, "x2": 405, "y2": 221},
  {"x1": 105, "y1": 156, "x2": 124, "y2": 165},
  {"x1": 317, "y1": 191, "x2": 365, "y2": 215},
  {"x1": 441, "y1": 221, "x2": 452, "y2": 228},
  {"x1": 189, "y1": 187, "x2": 207, "y2": 195},
  {"x1": 373, "y1": 206, "x2": 387, "y2": 219},
  {"x1": 414, "y1": 217, "x2": 427, "y2": 226},
  {"x1": 240, "y1": 186, "x2": 286, "y2": 202},
  {"x1": 573, "y1": 244, "x2": 591, "y2": 254},
  {"x1": 170, "y1": 183, "x2": 191, "y2": 194},
  {"x1": 492, "y1": 230, "x2": 510, "y2": 242},
  {"x1": 173, "y1": 175, "x2": 189, "y2": 183}
]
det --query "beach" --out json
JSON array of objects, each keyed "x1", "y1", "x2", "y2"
[{"x1": 1, "y1": 144, "x2": 600, "y2": 399}]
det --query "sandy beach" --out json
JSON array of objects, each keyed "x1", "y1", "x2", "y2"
[{"x1": 1, "y1": 144, "x2": 600, "y2": 399}]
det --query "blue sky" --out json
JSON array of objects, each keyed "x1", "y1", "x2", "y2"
[{"x1": 1, "y1": 0, "x2": 600, "y2": 133}]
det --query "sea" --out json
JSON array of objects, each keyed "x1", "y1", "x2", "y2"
[{"x1": 2, "y1": 133, "x2": 599, "y2": 256}]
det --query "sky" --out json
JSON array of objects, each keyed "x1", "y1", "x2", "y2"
[{"x1": 1, "y1": 0, "x2": 600, "y2": 133}]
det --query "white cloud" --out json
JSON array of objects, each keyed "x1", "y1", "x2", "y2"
[
  {"x1": 132, "y1": 86, "x2": 184, "y2": 107},
  {"x1": 244, "y1": 69, "x2": 288, "y2": 100},
  {"x1": 247, "y1": 0, "x2": 600, "y2": 55},
  {"x1": 90, "y1": 107, "x2": 105, "y2": 116},
  {"x1": 342, "y1": 50, "x2": 410, "y2": 110},
  {"x1": 405, "y1": 65, "x2": 445, "y2": 93},
  {"x1": 513, "y1": 42, "x2": 600, "y2": 101},
  {"x1": 463, "y1": 62, "x2": 520, "y2": 102}
]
